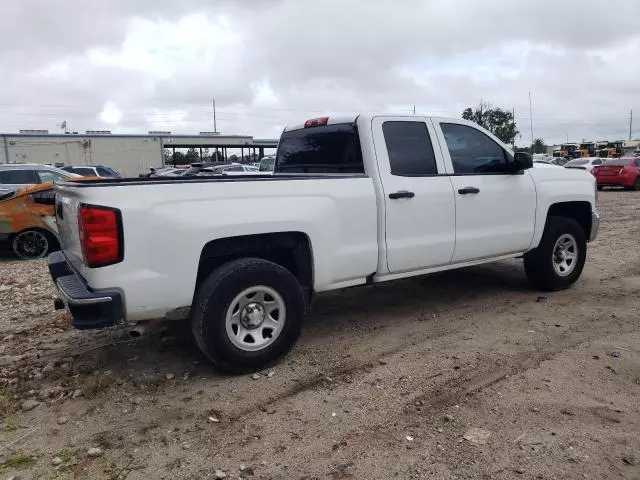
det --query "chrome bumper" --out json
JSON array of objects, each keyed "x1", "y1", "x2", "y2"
[{"x1": 590, "y1": 211, "x2": 600, "y2": 242}]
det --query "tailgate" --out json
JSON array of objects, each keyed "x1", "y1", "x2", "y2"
[{"x1": 54, "y1": 184, "x2": 86, "y2": 272}]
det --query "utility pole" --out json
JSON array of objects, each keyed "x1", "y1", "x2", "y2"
[
  {"x1": 528, "y1": 91, "x2": 534, "y2": 152},
  {"x1": 630, "y1": 109, "x2": 633, "y2": 141},
  {"x1": 212, "y1": 97, "x2": 218, "y2": 134},
  {"x1": 512, "y1": 108, "x2": 515, "y2": 148},
  {"x1": 412, "y1": 105, "x2": 416, "y2": 115}
]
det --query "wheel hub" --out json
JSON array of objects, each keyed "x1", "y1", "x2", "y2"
[
  {"x1": 552, "y1": 234, "x2": 578, "y2": 277},
  {"x1": 240, "y1": 302, "x2": 266, "y2": 329}
]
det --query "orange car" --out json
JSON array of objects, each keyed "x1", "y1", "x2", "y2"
[{"x1": 0, "y1": 178, "x2": 96, "y2": 259}]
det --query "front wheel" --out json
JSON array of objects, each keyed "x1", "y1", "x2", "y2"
[
  {"x1": 633, "y1": 177, "x2": 640, "y2": 191},
  {"x1": 191, "y1": 258, "x2": 305, "y2": 373},
  {"x1": 524, "y1": 217, "x2": 587, "y2": 291}
]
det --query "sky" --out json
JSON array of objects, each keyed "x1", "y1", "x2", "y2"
[{"x1": 1, "y1": 0, "x2": 639, "y2": 146}]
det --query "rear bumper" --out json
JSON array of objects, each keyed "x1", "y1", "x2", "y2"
[
  {"x1": 47, "y1": 251, "x2": 124, "y2": 330},
  {"x1": 596, "y1": 175, "x2": 635, "y2": 187},
  {"x1": 590, "y1": 211, "x2": 600, "y2": 242}
]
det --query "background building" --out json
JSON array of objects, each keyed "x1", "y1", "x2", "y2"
[{"x1": 0, "y1": 131, "x2": 278, "y2": 177}]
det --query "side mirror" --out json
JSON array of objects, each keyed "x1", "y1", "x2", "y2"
[{"x1": 511, "y1": 152, "x2": 533, "y2": 173}]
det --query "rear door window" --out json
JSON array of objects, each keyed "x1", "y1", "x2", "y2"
[
  {"x1": 276, "y1": 123, "x2": 364, "y2": 174},
  {"x1": 0, "y1": 169, "x2": 38, "y2": 184},
  {"x1": 383, "y1": 121, "x2": 438, "y2": 176}
]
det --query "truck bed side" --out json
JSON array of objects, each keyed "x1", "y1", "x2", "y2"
[{"x1": 55, "y1": 176, "x2": 378, "y2": 322}]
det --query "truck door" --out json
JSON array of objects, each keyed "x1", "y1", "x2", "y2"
[
  {"x1": 431, "y1": 119, "x2": 536, "y2": 262},
  {"x1": 372, "y1": 117, "x2": 456, "y2": 273}
]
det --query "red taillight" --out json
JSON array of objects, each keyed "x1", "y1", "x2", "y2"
[
  {"x1": 78, "y1": 205, "x2": 122, "y2": 268},
  {"x1": 304, "y1": 117, "x2": 329, "y2": 128}
]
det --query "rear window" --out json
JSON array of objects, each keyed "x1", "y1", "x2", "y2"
[
  {"x1": 275, "y1": 123, "x2": 364, "y2": 174},
  {"x1": 72, "y1": 167, "x2": 97, "y2": 176},
  {"x1": 0, "y1": 169, "x2": 37, "y2": 184},
  {"x1": 603, "y1": 158, "x2": 632, "y2": 166},
  {"x1": 96, "y1": 166, "x2": 118, "y2": 177},
  {"x1": 565, "y1": 159, "x2": 588, "y2": 166}
]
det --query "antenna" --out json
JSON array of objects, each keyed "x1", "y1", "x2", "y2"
[{"x1": 528, "y1": 91, "x2": 534, "y2": 151}]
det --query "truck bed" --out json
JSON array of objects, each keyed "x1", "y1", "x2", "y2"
[{"x1": 59, "y1": 173, "x2": 367, "y2": 188}]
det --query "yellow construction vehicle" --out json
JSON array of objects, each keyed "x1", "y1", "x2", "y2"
[
  {"x1": 553, "y1": 143, "x2": 580, "y2": 159},
  {"x1": 597, "y1": 141, "x2": 624, "y2": 158},
  {"x1": 579, "y1": 142, "x2": 596, "y2": 157}
]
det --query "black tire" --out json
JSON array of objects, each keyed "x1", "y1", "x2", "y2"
[
  {"x1": 597, "y1": 185, "x2": 604, "y2": 191},
  {"x1": 191, "y1": 257, "x2": 305, "y2": 373},
  {"x1": 524, "y1": 216, "x2": 587, "y2": 291},
  {"x1": 11, "y1": 228, "x2": 56, "y2": 260},
  {"x1": 634, "y1": 177, "x2": 640, "y2": 191}
]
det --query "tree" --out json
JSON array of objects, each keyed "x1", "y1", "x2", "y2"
[
  {"x1": 211, "y1": 150, "x2": 225, "y2": 162},
  {"x1": 532, "y1": 138, "x2": 547, "y2": 154},
  {"x1": 229, "y1": 154, "x2": 239, "y2": 162},
  {"x1": 462, "y1": 102, "x2": 519, "y2": 145},
  {"x1": 184, "y1": 147, "x2": 200, "y2": 164},
  {"x1": 171, "y1": 151, "x2": 185, "y2": 165}
]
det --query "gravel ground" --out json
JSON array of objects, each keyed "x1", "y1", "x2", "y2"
[{"x1": 0, "y1": 190, "x2": 639, "y2": 480}]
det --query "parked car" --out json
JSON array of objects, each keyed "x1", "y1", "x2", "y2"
[
  {"x1": 259, "y1": 155, "x2": 276, "y2": 172},
  {"x1": 182, "y1": 163, "x2": 259, "y2": 176},
  {"x1": 592, "y1": 157, "x2": 640, "y2": 190},
  {"x1": 61, "y1": 165, "x2": 121, "y2": 178},
  {"x1": 0, "y1": 178, "x2": 94, "y2": 259},
  {"x1": 564, "y1": 157, "x2": 604, "y2": 172},
  {"x1": 48, "y1": 114, "x2": 598, "y2": 372},
  {"x1": 549, "y1": 157, "x2": 569, "y2": 166},
  {"x1": 0, "y1": 164, "x2": 79, "y2": 195}
]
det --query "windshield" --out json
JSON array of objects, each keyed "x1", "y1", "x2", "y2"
[
  {"x1": 565, "y1": 159, "x2": 589, "y2": 166},
  {"x1": 275, "y1": 123, "x2": 364, "y2": 174}
]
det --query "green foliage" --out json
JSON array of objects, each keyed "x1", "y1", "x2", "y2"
[
  {"x1": 532, "y1": 138, "x2": 547, "y2": 154},
  {"x1": 462, "y1": 102, "x2": 519, "y2": 145},
  {"x1": 184, "y1": 147, "x2": 200, "y2": 164},
  {"x1": 170, "y1": 151, "x2": 186, "y2": 165},
  {"x1": 1, "y1": 455, "x2": 36, "y2": 470},
  {"x1": 4, "y1": 418, "x2": 18, "y2": 431},
  {"x1": 0, "y1": 394, "x2": 13, "y2": 416}
]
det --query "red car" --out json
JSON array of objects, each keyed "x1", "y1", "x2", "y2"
[{"x1": 593, "y1": 157, "x2": 640, "y2": 190}]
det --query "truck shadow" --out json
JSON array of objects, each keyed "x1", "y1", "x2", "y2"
[{"x1": 61, "y1": 260, "x2": 530, "y2": 380}]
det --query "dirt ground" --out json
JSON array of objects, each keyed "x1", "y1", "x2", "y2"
[{"x1": 0, "y1": 190, "x2": 639, "y2": 480}]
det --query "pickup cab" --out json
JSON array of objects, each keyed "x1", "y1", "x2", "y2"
[{"x1": 48, "y1": 114, "x2": 599, "y2": 372}]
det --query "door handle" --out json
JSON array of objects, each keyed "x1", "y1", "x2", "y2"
[
  {"x1": 389, "y1": 190, "x2": 415, "y2": 199},
  {"x1": 458, "y1": 187, "x2": 480, "y2": 195}
]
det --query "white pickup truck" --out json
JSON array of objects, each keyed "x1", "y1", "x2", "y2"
[{"x1": 47, "y1": 114, "x2": 599, "y2": 372}]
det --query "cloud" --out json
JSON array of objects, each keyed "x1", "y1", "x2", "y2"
[
  {"x1": 1, "y1": 0, "x2": 639, "y2": 144},
  {"x1": 99, "y1": 102, "x2": 123, "y2": 125}
]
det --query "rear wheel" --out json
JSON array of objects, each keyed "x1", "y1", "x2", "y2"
[
  {"x1": 12, "y1": 229, "x2": 51, "y2": 260},
  {"x1": 191, "y1": 257, "x2": 305, "y2": 373},
  {"x1": 634, "y1": 177, "x2": 640, "y2": 191},
  {"x1": 524, "y1": 217, "x2": 586, "y2": 291},
  {"x1": 597, "y1": 185, "x2": 604, "y2": 191}
]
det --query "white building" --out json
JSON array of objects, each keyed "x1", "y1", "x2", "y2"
[{"x1": 0, "y1": 131, "x2": 277, "y2": 177}]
